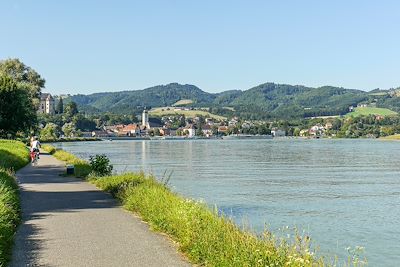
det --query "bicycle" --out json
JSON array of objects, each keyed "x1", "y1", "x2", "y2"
[{"x1": 30, "y1": 150, "x2": 40, "y2": 166}]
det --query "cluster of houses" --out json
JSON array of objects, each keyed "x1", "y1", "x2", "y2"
[
  {"x1": 35, "y1": 95, "x2": 292, "y2": 139},
  {"x1": 87, "y1": 112, "x2": 288, "y2": 139},
  {"x1": 88, "y1": 110, "x2": 221, "y2": 138},
  {"x1": 300, "y1": 122, "x2": 339, "y2": 137}
]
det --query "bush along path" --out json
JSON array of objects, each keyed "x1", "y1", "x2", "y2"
[
  {"x1": 0, "y1": 140, "x2": 30, "y2": 266},
  {"x1": 10, "y1": 145, "x2": 190, "y2": 266},
  {"x1": 39, "y1": 145, "x2": 349, "y2": 267}
]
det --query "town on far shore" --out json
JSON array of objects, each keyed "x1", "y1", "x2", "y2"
[{"x1": 37, "y1": 92, "x2": 400, "y2": 141}]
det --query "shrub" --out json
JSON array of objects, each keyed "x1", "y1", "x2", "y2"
[
  {"x1": 42, "y1": 144, "x2": 56, "y2": 154},
  {"x1": 89, "y1": 154, "x2": 113, "y2": 176}
]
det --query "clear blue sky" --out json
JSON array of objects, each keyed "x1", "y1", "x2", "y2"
[{"x1": 1, "y1": 0, "x2": 399, "y2": 95}]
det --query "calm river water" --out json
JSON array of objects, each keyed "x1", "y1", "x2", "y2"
[{"x1": 53, "y1": 139, "x2": 400, "y2": 266}]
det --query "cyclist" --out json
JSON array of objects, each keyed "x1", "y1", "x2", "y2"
[{"x1": 30, "y1": 136, "x2": 41, "y2": 164}]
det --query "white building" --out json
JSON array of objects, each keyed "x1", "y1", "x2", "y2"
[
  {"x1": 142, "y1": 110, "x2": 150, "y2": 129},
  {"x1": 38, "y1": 93, "x2": 55, "y2": 115},
  {"x1": 184, "y1": 124, "x2": 196, "y2": 138}
]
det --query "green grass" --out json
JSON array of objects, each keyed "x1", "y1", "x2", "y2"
[
  {"x1": 346, "y1": 107, "x2": 397, "y2": 117},
  {"x1": 0, "y1": 140, "x2": 30, "y2": 266},
  {"x1": 368, "y1": 92, "x2": 388, "y2": 96},
  {"x1": 172, "y1": 99, "x2": 194, "y2": 106},
  {"x1": 90, "y1": 173, "x2": 323, "y2": 267},
  {"x1": 42, "y1": 145, "x2": 91, "y2": 177},
  {"x1": 149, "y1": 107, "x2": 226, "y2": 120}
]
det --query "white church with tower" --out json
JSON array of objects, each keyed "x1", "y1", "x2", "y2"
[{"x1": 142, "y1": 109, "x2": 150, "y2": 129}]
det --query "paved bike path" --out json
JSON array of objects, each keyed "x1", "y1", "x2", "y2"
[{"x1": 10, "y1": 152, "x2": 191, "y2": 267}]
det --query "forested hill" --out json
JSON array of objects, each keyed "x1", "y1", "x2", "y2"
[
  {"x1": 69, "y1": 83, "x2": 214, "y2": 114},
  {"x1": 68, "y1": 82, "x2": 400, "y2": 119}
]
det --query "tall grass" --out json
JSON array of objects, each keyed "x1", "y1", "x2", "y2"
[
  {"x1": 91, "y1": 173, "x2": 322, "y2": 267},
  {"x1": 0, "y1": 139, "x2": 29, "y2": 266},
  {"x1": 42, "y1": 144, "x2": 91, "y2": 177}
]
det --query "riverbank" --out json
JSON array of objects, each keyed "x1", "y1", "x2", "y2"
[
  {"x1": 380, "y1": 134, "x2": 400, "y2": 140},
  {"x1": 42, "y1": 144, "x2": 325, "y2": 266},
  {"x1": 41, "y1": 137, "x2": 101, "y2": 143},
  {"x1": 0, "y1": 140, "x2": 29, "y2": 266}
]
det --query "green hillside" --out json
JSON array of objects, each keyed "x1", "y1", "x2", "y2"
[
  {"x1": 67, "y1": 82, "x2": 400, "y2": 119},
  {"x1": 228, "y1": 83, "x2": 367, "y2": 119},
  {"x1": 70, "y1": 83, "x2": 214, "y2": 114}
]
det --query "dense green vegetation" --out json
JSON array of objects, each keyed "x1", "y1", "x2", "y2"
[
  {"x1": 68, "y1": 82, "x2": 388, "y2": 119},
  {"x1": 37, "y1": 111, "x2": 138, "y2": 139},
  {"x1": 229, "y1": 84, "x2": 367, "y2": 119},
  {"x1": 0, "y1": 58, "x2": 45, "y2": 138},
  {"x1": 69, "y1": 83, "x2": 214, "y2": 114},
  {"x1": 0, "y1": 140, "x2": 29, "y2": 266}
]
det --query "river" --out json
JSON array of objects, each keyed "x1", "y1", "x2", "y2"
[{"x1": 53, "y1": 138, "x2": 400, "y2": 266}]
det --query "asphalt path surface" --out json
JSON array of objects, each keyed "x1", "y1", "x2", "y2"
[{"x1": 10, "y1": 151, "x2": 191, "y2": 267}]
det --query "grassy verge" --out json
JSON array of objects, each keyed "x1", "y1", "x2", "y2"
[
  {"x1": 90, "y1": 173, "x2": 322, "y2": 266},
  {"x1": 0, "y1": 140, "x2": 30, "y2": 266},
  {"x1": 42, "y1": 145, "x2": 91, "y2": 177}
]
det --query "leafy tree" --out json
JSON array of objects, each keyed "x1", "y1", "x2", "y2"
[
  {"x1": 0, "y1": 75, "x2": 37, "y2": 137},
  {"x1": 195, "y1": 125, "x2": 204, "y2": 136},
  {"x1": 62, "y1": 122, "x2": 76, "y2": 137},
  {"x1": 64, "y1": 101, "x2": 79, "y2": 118},
  {"x1": 73, "y1": 114, "x2": 96, "y2": 131},
  {"x1": 0, "y1": 58, "x2": 45, "y2": 103},
  {"x1": 56, "y1": 97, "x2": 64, "y2": 114},
  {"x1": 40, "y1": 123, "x2": 60, "y2": 140}
]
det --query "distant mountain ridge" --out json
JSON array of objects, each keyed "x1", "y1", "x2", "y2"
[{"x1": 68, "y1": 82, "x2": 400, "y2": 119}]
